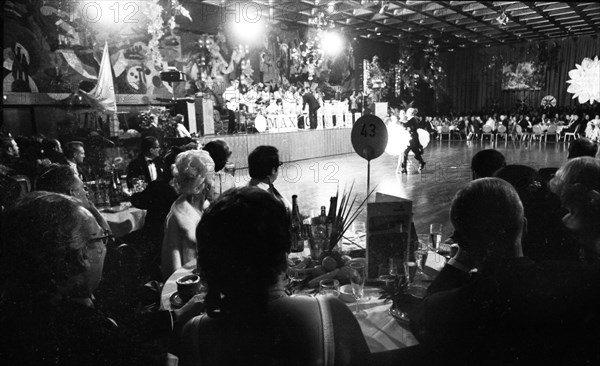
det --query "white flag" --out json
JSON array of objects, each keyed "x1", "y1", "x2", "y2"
[{"x1": 80, "y1": 41, "x2": 117, "y2": 113}]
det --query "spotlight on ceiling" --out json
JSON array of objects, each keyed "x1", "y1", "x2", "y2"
[
  {"x1": 496, "y1": 11, "x2": 509, "y2": 26},
  {"x1": 379, "y1": 1, "x2": 389, "y2": 15}
]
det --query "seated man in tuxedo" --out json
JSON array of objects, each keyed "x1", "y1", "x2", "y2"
[
  {"x1": 126, "y1": 136, "x2": 164, "y2": 189},
  {"x1": 411, "y1": 178, "x2": 600, "y2": 366}
]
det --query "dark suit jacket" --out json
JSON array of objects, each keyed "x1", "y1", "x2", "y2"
[
  {"x1": 126, "y1": 155, "x2": 165, "y2": 188},
  {"x1": 410, "y1": 258, "x2": 600, "y2": 366},
  {"x1": 302, "y1": 92, "x2": 320, "y2": 111}
]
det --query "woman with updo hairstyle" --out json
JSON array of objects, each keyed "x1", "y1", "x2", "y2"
[
  {"x1": 161, "y1": 149, "x2": 215, "y2": 280},
  {"x1": 178, "y1": 187, "x2": 369, "y2": 366},
  {"x1": 550, "y1": 157, "x2": 600, "y2": 264}
]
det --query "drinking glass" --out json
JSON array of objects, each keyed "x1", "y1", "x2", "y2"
[
  {"x1": 403, "y1": 260, "x2": 427, "y2": 299},
  {"x1": 350, "y1": 262, "x2": 367, "y2": 318},
  {"x1": 319, "y1": 279, "x2": 340, "y2": 297},
  {"x1": 429, "y1": 223, "x2": 443, "y2": 250},
  {"x1": 378, "y1": 258, "x2": 399, "y2": 286}
]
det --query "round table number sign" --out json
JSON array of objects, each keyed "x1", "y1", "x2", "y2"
[{"x1": 351, "y1": 115, "x2": 388, "y2": 161}]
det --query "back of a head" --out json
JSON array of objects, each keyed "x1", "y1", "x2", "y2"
[
  {"x1": 63, "y1": 141, "x2": 83, "y2": 160},
  {"x1": 141, "y1": 136, "x2": 159, "y2": 154},
  {"x1": 36, "y1": 164, "x2": 78, "y2": 194},
  {"x1": 41, "y1": 138, "x2": 60, "y2": 156},
  {"x1": 568, "y1": 138, "x2": 598, "y2": 159},
  {"x1": 471, "y1": 149, "x2": 507, "y2": 179},
  {"x1": 450, "y1": 178, "x2": 524, "y2": 261},
  {"x1": 248, "y1": 145, "x2": 279, "y2": 180},
  {"x1": 203, "y1": 140, "x2": 231, "y2": 172},
  {"x1": 197, "y1": 187, "x2": 290, "y2": 314},
  {"x1": 493, "y1": 164, "x2": 540, "y2": 199},
  {"x1": 550, "y1": 157, "x2": 600, "y2": 226},
  {"x1": 1, "y1": 192, "x2": 86, "y2": 296},
  {"x1": 172, "y1": 149, "x2": 214, "y2": 195}
]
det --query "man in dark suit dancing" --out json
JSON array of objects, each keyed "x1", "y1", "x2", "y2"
[
  {"x1": 302, "y1": 88, "x2": 321, "y2": 129},
  {"x1": 126, "y1": 136, "x2": 164, "y2": 188},
  {"x1": 400, "y1": 108, "x2": 426, "y2": 173}
]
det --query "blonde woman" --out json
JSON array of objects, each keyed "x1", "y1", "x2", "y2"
[{"x1": 161, "y1": 150, "x2": 215, "y2": 280}]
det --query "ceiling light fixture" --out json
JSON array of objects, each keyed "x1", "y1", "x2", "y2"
[
  {"x1": 379, "y1": 1, "x2": 389, "y2": 15},
  {"x1": 496, "y1": 9, "x2": 509, "y2": 26}
]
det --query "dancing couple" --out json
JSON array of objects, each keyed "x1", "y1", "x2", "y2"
[{"x1": 400, "y1": 108, "x2": 426, "y2": 174}]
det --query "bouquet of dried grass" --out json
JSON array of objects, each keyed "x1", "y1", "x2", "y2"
[{"x1": 327, "y1": 182, "x2": 375, "y2": 252}]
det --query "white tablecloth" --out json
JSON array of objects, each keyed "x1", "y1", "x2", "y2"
[{"x1": 161, "y1": 260, "x2": 418, "y2": 353}]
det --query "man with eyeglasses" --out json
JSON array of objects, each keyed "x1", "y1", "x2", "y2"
[
  {"x1": 36, "y1": 163, "x2": 112, "y2": 235},
  {"x1": 126, "y1": 136, "x2": 165, "y2": 189}
]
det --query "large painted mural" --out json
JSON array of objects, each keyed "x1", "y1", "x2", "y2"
[{"x1": 3, "y1": 0, "x2": 356, "y2": 100}]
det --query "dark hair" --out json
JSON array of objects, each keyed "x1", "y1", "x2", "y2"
[
  {"x1": 41, "y1": 138, "x2": 60, "y2": 155},
  {"x1": 141, "y1": 136, "x2": 159, "y2": 154},
  {"x1": 203, "y1": 140, "x2": 231, "y2": 172},
  {"x1": 450, "y1": 178, "x2": 524, "y2": 260},
  {"x1": 493, "y1": 165, "x2": 540, "y2": 199},
  {"x1": 1, "y1": 192, "x2": 87, "y2": 298},
  {"x1": 568, "y1": 138, "x2": 598, "y2": 159},
  {"x1": 471, "y1": 149, "x2": 506, "y2": 179},
  {"x1": 35, "y1": 164, "x2": 79, "y2": 194},
  {"x1": 197, "y1": 187, "x2": 291, "y2": 317},
  {"x1": 63, "y1": 141, "x2": 84, "y2": 159},
  {"x1": 248, "y1": 145, "x2": 280, "y2": 180},
  {"x1": 163, "y1": 146, "x2": 183, "y2": 181}
]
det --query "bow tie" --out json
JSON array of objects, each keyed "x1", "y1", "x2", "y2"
[{"x1": 146, "y1": 159, "x2": 155, "y2": 165}]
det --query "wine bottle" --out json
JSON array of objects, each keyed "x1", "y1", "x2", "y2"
[
  {"x1": 290, "y1": 195, "x2": 303, "y2": 253},
  {"x1": 326, "y1": 196, "x2": 337, "y2": 236}
]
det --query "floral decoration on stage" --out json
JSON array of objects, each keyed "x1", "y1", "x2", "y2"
[
  {"x1": 395, "y1": 38, "x2": 446, "y2": 97},
  {"x1": 567, "y1": 56, "x2": 600, "y2": 105},
  {"x1": 365, "y1": 56, "x2": 393, "y2": 102}
]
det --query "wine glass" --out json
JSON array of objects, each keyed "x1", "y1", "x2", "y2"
[
  {"x1": 404, "y1": 260, "x2": 427, "y2": 299},
  {"x1": 350, "y1": 262, "x2": 367, "y2": 319},
  {"x1": 319, "y1": 279, "x2": 340, "y2": 297}
]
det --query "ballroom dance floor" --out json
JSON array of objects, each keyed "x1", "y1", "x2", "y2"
[{"x1": 232, "y1": 139, "x2": 571, "y2": 238}]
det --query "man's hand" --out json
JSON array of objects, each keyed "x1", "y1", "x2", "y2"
[{"x1": 173, "y1": 294, "x2": 206, "y2": 326}]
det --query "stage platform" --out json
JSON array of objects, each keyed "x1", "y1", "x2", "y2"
[{"x1": 201, "y1": 127, "x2": 354, "y2": 169}]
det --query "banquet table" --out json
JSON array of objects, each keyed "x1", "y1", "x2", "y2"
[
  {"x1": 161, "y1": 259, "x2": 420, "y2": 354},
  {"x1": 100, "y1": 206, "x2": 146, "y2": 238}
]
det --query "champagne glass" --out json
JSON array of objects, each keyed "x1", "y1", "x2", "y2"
[
  {"x1": 350, "y1": 262, "x2": 367, "y2": 319},
  {"x1": 404, "y1": 260, "x2": 427, "y2": 299},
  {"x1": 378, "y1": 258, "x2": 398, "y2": 286},
  {"x1": 429, "y1": 223, "x2": 443, "y2": 250}
]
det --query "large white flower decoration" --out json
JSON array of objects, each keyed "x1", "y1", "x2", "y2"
[{"x1": 566, "y1": 56, "x2": 600, "y2": 104}]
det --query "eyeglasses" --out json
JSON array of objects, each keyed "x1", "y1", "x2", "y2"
[{"x1": 87, "y1": 229, "x2": 115, "y2": 247}]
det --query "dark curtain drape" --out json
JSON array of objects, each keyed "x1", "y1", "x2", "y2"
[{"x1": 442, "y1": 35, "x2": 600, "y2": 113}]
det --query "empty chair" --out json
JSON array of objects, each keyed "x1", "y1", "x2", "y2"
[
  {"x1": 439, "y1": 125, "x2": 451, "y2": 141},
  {"x1": 481, "y1": 125, "x2": 494, "y2": 142},
  {"x1": 496, "y1": 125, "x2": 508, "y2": 141},
  {"x1": 544, "y1": 124, "x2": 559, "y2": 143},
  {"x1": 531, "y1": 125, "x2": 544, "y2": 142}
]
